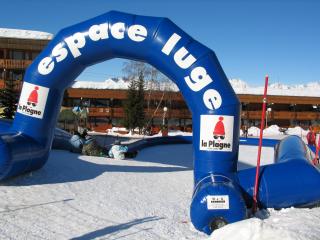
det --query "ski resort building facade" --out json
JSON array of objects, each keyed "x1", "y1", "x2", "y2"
[{"x1": 1, "y1": 30, "x2": 320, "y2": 132}]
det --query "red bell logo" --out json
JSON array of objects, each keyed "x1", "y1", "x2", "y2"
[
  {"x1": 27, "y1": 86, "x2": 39, "y2": 107},
  {"x1": 213, "y1": 116, "x2": 225, "y2": 140}
]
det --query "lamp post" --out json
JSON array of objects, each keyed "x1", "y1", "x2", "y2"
[
  {"x1": 266, "y1": 107, "x2": 272, "y2": 128},
  {"x1": 161, "y1": 106, "x2": 168, "y2": 136},
  {"x1": 163, "y1": 106, "x2": 168, "y2": 126}
]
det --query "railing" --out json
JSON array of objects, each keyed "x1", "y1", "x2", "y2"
[
  {"x1": 87, "y1": 107, "x2": 192, "y2": 119},
  {"x1": 243, "y1": 110, "x2": 320, "y2": 121},
  {"x1": 0, "y1": 59, "x2": 33, "y2": 69}
]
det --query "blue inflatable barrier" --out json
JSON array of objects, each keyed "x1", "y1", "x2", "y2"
[
  {"x1": 0, "y1": 11, "x2": 320, "y2": 235},
  {"x1": 239, "y1": 137, "x2": 279, "y2": 147},
  {"x1": 238, "y1": 136, "x2": 320, "y2": 209}
]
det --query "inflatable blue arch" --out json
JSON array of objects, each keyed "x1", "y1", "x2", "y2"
[{"x1": 0, "y1": 11, "x2": 320, "y2": 234}]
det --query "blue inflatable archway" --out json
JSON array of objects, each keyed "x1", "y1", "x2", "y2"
[{"x1": 1, "y1": 11, "x2": 320, "y2": 235}]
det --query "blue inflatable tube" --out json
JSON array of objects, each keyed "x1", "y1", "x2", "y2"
[
  {"x1": 238, "y1": 136, "x2": 320, "y2": 208},
  {"x1": 239, "y1": 137, "x2": 279, "y2": 147},
  {"x1": 127, "y1": 135, "x2": 192, "y2": 152},
  {"x1": 0, "y1": 119, "x2": 73, "y2": 151}
]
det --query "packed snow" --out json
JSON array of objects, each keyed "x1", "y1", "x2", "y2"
[
  {"x1": 71, "y1": 78, "x2": 320, "y2": 97},
  {"x1": 0, "y1": 28, "x2": 52, "y2": 40},
  {"x1": 240, "y1": 124, "x2": 308, "y2": 139},
  {"x1": 0, "y1": 134, "x2": 319, "y2": 239}
]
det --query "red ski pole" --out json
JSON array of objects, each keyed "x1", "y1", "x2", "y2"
[
  {"x1": 253, "y1": 75, "x2": 269, "y2": 213},
  {"x1": 314, "y1": 134, "x2": 319, "y2": 165}
]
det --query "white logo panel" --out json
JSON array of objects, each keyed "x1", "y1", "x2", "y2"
[
  {"x1": 200, "y1": 115, "x2": 234, "y2": 152},
  {"x1": 17, "y1": 82, "x2": 49, "y2": 119}
]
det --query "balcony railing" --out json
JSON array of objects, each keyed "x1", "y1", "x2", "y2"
[
  {"x1": 242, "y1": 110, "x2": 320, "y2": 121},
  {"x1": 0, "y1": 59, "x2": 33, "y2": 69},
  {"x1": 86, "y1": 107, "x2": 192, "y2": 119}
]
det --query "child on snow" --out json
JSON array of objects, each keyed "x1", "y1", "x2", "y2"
[
  {"x1": 108, "y1": 140, "x2": 128, "y2": 160},
  {"x1": 108, "y1": 140, "x2": 138, "y2": 160}
]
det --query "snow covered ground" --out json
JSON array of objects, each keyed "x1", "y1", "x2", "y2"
[{"x1": 0, "y1": 139, "x2": 319, "y2": 239}]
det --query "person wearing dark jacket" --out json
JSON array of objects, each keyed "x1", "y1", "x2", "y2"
[{"x1": 82, "y1": 135, "x2": 108, "y2": 157}]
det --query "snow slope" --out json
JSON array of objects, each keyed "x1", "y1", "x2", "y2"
[{"x1": 0, "y1": 140, "x2": 319, "y2": 239}]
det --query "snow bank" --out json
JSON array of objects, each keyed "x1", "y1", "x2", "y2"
[
  {"x1": 246, "y1": 125, "x2": 309, "y2": 139},
  {"x1": 263, "y1": 125, "x2": 281, "y2": 136},
  {"x1": 286, "y1": 126, "x2": 308, "y2": 137},
  {"x1": 208, "y1": 208, "x2": 320, "y2": 240},
  {"x1": 0, "y1": 28, "x2": 52, "y2": 40},
  {"x1": 248, "y1": 126, "x2": 261, "y2": 136}
]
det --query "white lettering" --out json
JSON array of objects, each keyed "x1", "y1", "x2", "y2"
[
  {"x1": 52, "y1": 43, "x2": 68, "y2": 62},
  {"x1": 65, "y1": 32, "x2": 86, "y2": 58},
  {"x1": 128, "y1": 24, "x2": 147, "y2": 42},
  {"x1": 162, "y1": 33, "x2": 181, "y2": 55},
  {"x1": 111, "y1": 22, "x2": 125, "y2": 39},
  {"x1": 174, "y1": 47, "x2": 196, "y2": 69},
  {"x1": 203, "y1": 89, "x2": 222, "y2": 110},
  {"x1": 88, "y1": 23, "x2": 109, "y2": 41},
  {"x1": 184, "y1": 67, "x2": 213, "y2": 92},
  {"x1": 38, "y1": 57, "x2": 54, "y2": 75}
]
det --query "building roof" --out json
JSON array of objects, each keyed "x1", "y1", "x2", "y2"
[{"x1": 0, "y1": 28, "x2": 53, "y2": 40}]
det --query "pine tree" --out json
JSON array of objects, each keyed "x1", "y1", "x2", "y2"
[
  {"x1": 123, "y1": 71, "x2": 146, "y2": 134},
  {"x1": 0, "y1": 79, "x2": 18, "y2": 119},
  {"x1": 136, "y1": 71, "x2": 146, "y2": 134},
  {"x1": 123, "y1": 78, "x2": 138, "y2": 133}
]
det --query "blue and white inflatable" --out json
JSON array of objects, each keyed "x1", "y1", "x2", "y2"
[{"x1": 0, "y1": 11, "x2": 319, "y2": 234}]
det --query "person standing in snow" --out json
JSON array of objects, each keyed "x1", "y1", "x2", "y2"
[
  {"x1": 243, "y1": 125, "x2": 248, "y2": 138},
  {"x1": 307, "y1": 127, "x2": 316, "y2": 146}
]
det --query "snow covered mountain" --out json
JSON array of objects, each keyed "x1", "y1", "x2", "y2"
[
  {"x1": 71, "y1": 78, "x2": 320, "y2": 97},
  {"x1": 0, "y1": 28, "x2": 53, "y2": 40}
]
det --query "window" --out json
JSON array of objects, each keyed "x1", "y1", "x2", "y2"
[
  {"x1": 25, "y1": 52, "x2": 32, "y2": 60},
  {"x1": 0, "y1": 69, "x2": 4, "y2": 79},
  {"x1": 12, "y1": 70, "x2": 24, "y2": 81},
  {"x1": 12, "y1": 51, "x2": 24, "y2": 60},
  {"x1": 31, "y1": 52, "x2": 39, "y2": 60},
  {"x1": 0, "y1": 49, "x2": 4, "y2": 59},
  {"x1": 91, "y1": 99, "x2": 110, "y2": 107}
]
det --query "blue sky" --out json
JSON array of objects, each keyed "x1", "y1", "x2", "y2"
[{"x1": 1, "y1": 0, "x2": 319, "y2": 86}]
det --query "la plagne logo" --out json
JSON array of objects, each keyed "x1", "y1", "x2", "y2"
[
  {"x1": 200, "y1": 115, "x2": 234, "y2": 152},
  {"x1": 17, "y1": 82, "x2": 49, "y2": 119}
]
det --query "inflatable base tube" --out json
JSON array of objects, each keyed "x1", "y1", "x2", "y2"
[
  {"x1": 127, "y1": 135, "x2": 192, "y2": 152},
  {"x1": 190, "y1": 174, "x2": 247, "y2": 234},
  {"x1": 238, "y1": 136, "x2": 320, "y2": 208},
  {"x1": 0, "y1": 133, "x2": 48, "y2": 179}
]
